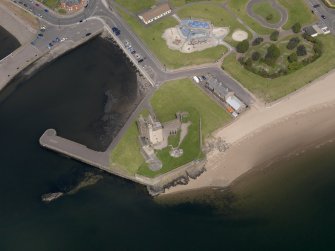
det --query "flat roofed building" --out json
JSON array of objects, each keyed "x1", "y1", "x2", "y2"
[{"x1": 138, "y1": 3, "x2": 171, "y2": 25}]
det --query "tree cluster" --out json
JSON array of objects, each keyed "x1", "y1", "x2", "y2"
[
  {"x1": 286, "y1": 37, "x2": 300, "y2": 50},
  {"x1": 270, "y1": 30, "x2": 279, "y2": 41},
  {"x1": 236, "y1": 39, "x2": 249, "y2": 53},
  {"x1": 252, "y1": 37, "x2": 264, "y2": 46}
]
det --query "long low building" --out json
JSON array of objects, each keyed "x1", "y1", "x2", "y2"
[{"x1": 138, "y1": 3, "x2": 171, "y2": 25}]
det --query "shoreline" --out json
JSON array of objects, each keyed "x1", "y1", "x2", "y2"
[{"x1": 162, "y1": 68, "x2": 335, "y2": 196}]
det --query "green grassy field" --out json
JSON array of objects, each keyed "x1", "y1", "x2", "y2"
[
  {"x1": 244, "y1": 34, "x2": 314, "y2": 75},
  {"x1": 150, "y1": 79, "x2": 231, "y2": 138},
  {"x1": 39, "y1": 0, "x2": 59, "y2": 9},
  {"x1": 137, "y1": 108, "x2": 202, "y2": 177},
  {"x1": 109, "y1": 123, "x2": 145, "y2": 175},
  {"x1": 117, "y1": 7, "x2": 227, "y2": 69},
  {"x1": 177, "y1": 3, "x2": 251, "y2": 45},
  {"x1": 252, "y1": 2, "x2": 281, "y2": 24},
  {"x1": 227, "y1": 0, "x2": 274, "y2": 35},
  {"x1": 110, "y1": 79, "x2": 231, "y2": 177},
  {"x1": 114, "y1": 0, "x2": 157, "y2": 13},
  {"x1": 222, "y1": 35, "x2": 335, "y2": 102},
  {"x1": 278, "y1": 0, "x2": 316, "y2": 29}
]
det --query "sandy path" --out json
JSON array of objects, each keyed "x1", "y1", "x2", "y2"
[{"x1": 163, "y1": 69, "x2": 335, "y2": 195}]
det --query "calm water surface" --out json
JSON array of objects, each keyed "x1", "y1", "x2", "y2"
[
  {"x1": 0, "y1": 26, "x2": 20, "y2": 60},
  {"x1": 1, "y1": 36, "x2": 335, "y2": 251}
]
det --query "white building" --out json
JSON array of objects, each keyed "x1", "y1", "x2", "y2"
[{"x1": 138, "y1": 3, "x2": 171, "y2": 25}]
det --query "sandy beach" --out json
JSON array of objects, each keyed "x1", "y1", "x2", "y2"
[{"x1": 163, "y1": 69, "x2": 335, "y2": 195}]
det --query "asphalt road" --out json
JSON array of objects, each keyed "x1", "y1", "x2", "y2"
[
  {"x1": 305, "y1": 0, "x2": 335, "y2": 32},
  {"x1": 13, "y1": 0, "x2": 255, "y2": 106}
]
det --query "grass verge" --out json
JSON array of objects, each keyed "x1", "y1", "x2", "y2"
[
  {"x1": 278, "y1": 0, "x2": 317, "y2": 29},
  {"x1": 222, "y1": 35, "x2": 335, "y2": 102},
  {"x1": 114, "y1": 0, "x2": 156, "y2": 13}
]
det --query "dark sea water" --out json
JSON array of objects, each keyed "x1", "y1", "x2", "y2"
[
  {"x1": 0, "y1": 26, "x2": 20, "y2": 60},
  {"x1": 1, "y1": 36, "x2": 335, "y2": 251}
]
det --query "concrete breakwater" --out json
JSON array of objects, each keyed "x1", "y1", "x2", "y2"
[{"x1": 40, "y1": 129, "x2": 207, "y2": 195}]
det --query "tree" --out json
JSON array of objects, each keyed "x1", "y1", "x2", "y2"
[
  {"x1": 288, "y1": 52, "x2": 298, "y2": 63},
  {"x1": 266, "y1": 14, "x2": 273, "y2": 21},
  {"x1": 265, "y1": 44, "x2": 281, "y2": 65},
  {"x1": 270, "y1": 30, "x2": 279, "y2": 41},
  {"x1": 252, "y1": 37, "x2": 264, "y2": 46},
  {"x1": 251, "y1": 51, "x2": 261, "y2": 61},
  {"x1": 286, "y1": 37, "x2": 300, "y2": 50},
  {"x1": 292, "y1": 22, "x2": 301, "y2": 33},
  {"x1": 236, "y1": 39, "x2": 249, "y2": 53},
  {"x1": 297, "y1": 45, "x2": 307, "y2": 56}
]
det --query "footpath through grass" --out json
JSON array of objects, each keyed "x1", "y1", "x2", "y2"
[
  {"x1": 117, "y1": 7, "x2": 227, "y2": 69},
  {"x1": 227, "y1": 0, "x2": 274, "y2": 35},
  {"x1": 222, "y1": 35, "x2": 335, "y2": 102},
  {"x1": 137, "y1": 108, "x2": 202, "y2": 178},
  {"x1": 110, "y1": 79, "x2": 231, "y2": 176},
  {"x1": 278, "y1": 0, "x2": 316, "y2": 29},
  {"x1": 252, "y1": 2, "x2": 281, "y2": 24}
]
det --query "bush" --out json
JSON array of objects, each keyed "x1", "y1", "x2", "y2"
[
  {"x1": 266, "y1": 14, "x2": 273, "y2": 21},
  {"x1": 286, "y1": 37, "x2": 300, "y2": 50},
  {"x1": 265, "y1": 44, "x2": 281, "y2": 65},
  {"x1": 236, "y1": 39, "x2": 249, "y2": 53},
  {"x1": 270, "y1": 30, "x2": 279, "y2": 41},
  {"x1": 251, "y1": 51, "x2": 261, "y2": 61},
  {"x1": 297, "y1": 45, "x2": 307, "y2": 56},
  {"x1": 287, "y1": 52, "x2": 298, "y2": 63},
  {"x1": 252, "y1": 37, "x2": 264, "y2": 46},
  {"x1": 292, "y1": 22, "x2": 301, "y2": 33}
]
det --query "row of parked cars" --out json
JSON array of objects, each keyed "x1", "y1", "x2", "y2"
[
  {"x1": 12, "y1": 0, "x2": 49, "y2": 18},
  {"x1": 124, "y1": 40, "x2": 144, "y2": 63}
]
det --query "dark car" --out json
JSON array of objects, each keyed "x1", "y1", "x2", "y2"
[
  {"x1": 48, "y1": 42, "x2": 53, "y2": 47},
  {"x1": 23, "y1": 3, "x2": 27, "y2": 7},
  {"x1": 313, "y1": 4, "x2": 320, "y2": 8},
  {"x1": 44, "y1": 9, "x2": 48, "y2": 12},
  {"x1": 38, "y1": 33, "x2": 43, "y2": 37},
  {"x1": 35, "y1": 3, "x2": 39, "y2": 6},
  {"x1": 85, "y1": 33, "x2": 92, "y2": 36},
  {"x1": 138, "y1": 59, "x2": 144, "y2": 63},
  {"x1": 79, "y1": 20, "x2": 83, "y2": 23},
  {"x1": 321, "y1": 15, "x2": 326, "y2": 19}
]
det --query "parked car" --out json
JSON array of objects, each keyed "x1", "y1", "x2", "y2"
[
  {"x1": 85, "y1": 32, "x2": 92, "y2": 36},
  {"x1": 313, "y1": 4, "x2": 320, "y2": 8},
  {"x1": 38, "y1": 33, "x2": 43, "y2": 37},
  {"x1": 321, "y1": 15, "x2": 326, "y2": 19},
  {"x1": 44, "y1": 9, "x2": 49, "y2": 12}
]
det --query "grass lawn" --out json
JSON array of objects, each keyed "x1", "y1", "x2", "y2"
[
  {"x1": 278, "y1": 0, "x2": 317, "y2": 29},
  {"x1": 137, "y1": 108, "x2": 202, "y2": 178},
  {"x1": 169, "y1": 0, "x2": 226, "y2": 8},
  {"x1": 244, "y1": 34, "x2": 314, "y2": 75},
  {"x1": 39, "y1": 0, "x2": 59, "y2": 9},
  {"x1": 252, "y1": 2, "x2": 281, "y2": 24},
  {"x1": 177, "y1": 3, "x2": 251, "y2": 46},
  {"x1": 150, "y1": 78, "x2": 231, "y2": 138},
  {"x1": 227, "y1": 0, "x2": 274, "y2": 35},
  {"x1": 222, "y1": 35, "x2": 335, "y2": 102},
  {"x1": 110, "y1": 79, "x2": 231, "y2": 177},
  {"x1": 114, "y1": 0, "x2": 157, "y2": 13},
  {"x1": 109, "y1": 123, "x2": 145, "y2": 175},
  {"x1": 117, "y1": 7, "x2": 227, "y2": 69}
]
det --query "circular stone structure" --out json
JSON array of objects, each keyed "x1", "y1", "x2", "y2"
[{"x1": 232, "y1": 30, "x2": 248, "y2": 42}]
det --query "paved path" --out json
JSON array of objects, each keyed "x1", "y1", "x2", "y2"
[{"x1": 246, "y1": 0, "x2": 288, "y2": 29}]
